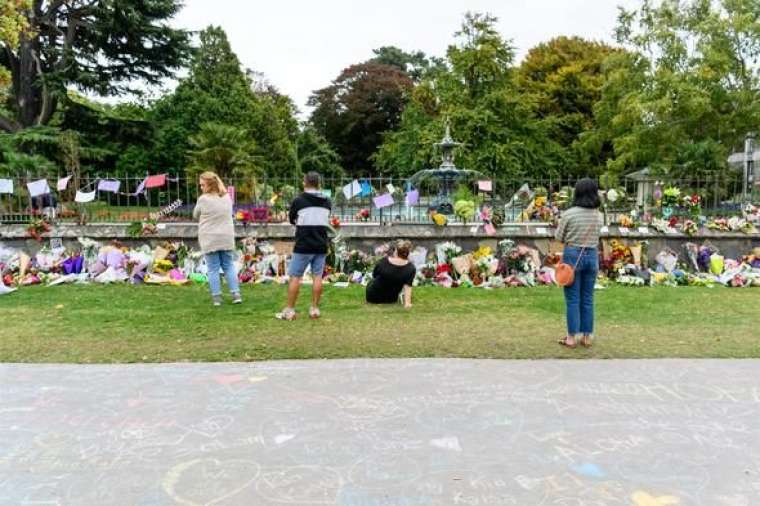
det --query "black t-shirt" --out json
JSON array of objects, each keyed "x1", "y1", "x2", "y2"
[{"x1": 366, "y1": 257, "x2": 416, "y2": 304}]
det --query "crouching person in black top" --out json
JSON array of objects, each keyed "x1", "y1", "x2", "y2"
[{"x1": 366, "y1": 240, "x2": 416, "y2": 309}]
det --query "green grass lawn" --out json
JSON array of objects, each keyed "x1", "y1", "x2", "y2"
[{"x1": 1, "y1": 284, "x2": 758, "y2": 363}]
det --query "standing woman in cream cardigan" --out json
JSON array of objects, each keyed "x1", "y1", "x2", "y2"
[{"x1": 193, "y1": 171, "x2": 242, "y2": 306}]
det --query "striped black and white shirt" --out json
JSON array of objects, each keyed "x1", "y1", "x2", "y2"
[
  {"x1": 555, "y1": 207, "x2": 603, "y2": 248},
  {"x1": 289, "y1": 190, "x2": 332, "y2": 254}
]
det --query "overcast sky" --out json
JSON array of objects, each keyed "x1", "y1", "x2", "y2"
[{"x1": 166, "y1": 0, "x2": 642, "y2": 116}]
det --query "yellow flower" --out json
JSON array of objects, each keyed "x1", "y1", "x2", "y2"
[
  {"x1": 534, "y1": 196, "x2": 547, "y2": 208},
  {"x1": 432, "y1": 213, "x2": 448, "y2": 226}
]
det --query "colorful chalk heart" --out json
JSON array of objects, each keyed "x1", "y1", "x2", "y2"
[
  {"x1": 632, "y1": 491, "x2": 680, "y2": 506},
  {"x1": 163, "y1": 458, "x2": 260, "y2": 505}
]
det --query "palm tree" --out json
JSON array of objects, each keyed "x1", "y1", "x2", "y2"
[{"x1": 186, "y1": 122, "x2": 261, "y2": 179}]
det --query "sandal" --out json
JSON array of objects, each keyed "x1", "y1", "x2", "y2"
[
  {"x1": 581, "y1": 336, "x2": 593, "y2": 348},
  {"x1": 558, "y1": 336, "x2": 577, "y2": 349},
  {"x1": 275, "y1": 308, "x2": 297, "y2": 321}
]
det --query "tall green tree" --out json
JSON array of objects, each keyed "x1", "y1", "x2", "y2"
[
  {"x1": 517, "y1": 36, "x2": 620, "y2": 175},
  {"x1": 308, "y1": 62, "x2": 414, "y2": 176},
  {"x1": 591, "y1": 0, "x2": 760, "y2": 177},
  {"x1": 0, "y1": 0, "x2": 31, "y2": 90},
  {"x1": 296, "y1": 125, "x2": 344, "y2": 180},
  {"x1": 370, "y1": 46, "x2": 445, "y2": 82},
  {"x1": 375, "y1": 12, "x2": 567, "y2": 179},
  {"x1": 151, "y1": 26, "x2": 298, "y2": 177},
  {"x1": 0, "y1": 0, "x2": 189, "y2": 132}
]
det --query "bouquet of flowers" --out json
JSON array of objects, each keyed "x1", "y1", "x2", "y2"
[
  {"x1": 454, "y1": 200, "x2": 476, "y2": 222},
  {"x1": 618, "y1": 214, "x2": 635, "y2": 229},
  {"x1": 430, "y1": 210, "x2": 448, "y2": 227},
  {"x1": 235, "y1": 210, "x2": 256, "y2": 225},
  {"x1": 683, "y1": 194, "x2": 701, "y2": 217},
  {"x1": 127, "y1": 219, "x2": 158, "y2": 238},
  {"x1": 727, "y1": 216, "x2": 757, "y2": 234},
  {"x1": 26, "y1": 217, "x2": 52, "y2": 241},
  {"x1": 707, "y1": 218, "x2": 730, "y2": 232},
  {"x1": 661, "y1": 187, "x2": 681, "y2": 208},
  {"x1": 491, "y1": 207, "x2": 505, "y2": 227},
  {"x1": 340, "y1": 249, "x2": 371, "y2": 274},
  {"x1": 355, "y1": 208, "x2": 370, "y2": 222},
  {"x1": 651, "y1": 218, "x2": 674, "y2": 234},
  {"x1": 436, "y1": 242, "x2": 462, "y2": 264},
  {"x1": 681, "y1": 219, "x2": 698, "y2": 236}
]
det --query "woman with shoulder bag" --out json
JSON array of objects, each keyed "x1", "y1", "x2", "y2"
[{"x1": 555, "y1": 178, "x2": 603, "y2": 348}]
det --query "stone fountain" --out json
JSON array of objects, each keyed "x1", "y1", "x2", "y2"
[{"x1": 408, "y1": 119, "x2": 485, "y2": 214}]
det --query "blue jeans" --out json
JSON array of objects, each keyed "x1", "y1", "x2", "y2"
[
  {"x1": 205, "y1": 250, "x2": 240, "y2": 297},
  {"x1": 561, "y1": 246, "x2": 598, "y2": 336}
]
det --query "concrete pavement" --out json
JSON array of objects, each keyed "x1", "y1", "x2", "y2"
[{"x1": 1, "y1": 359, "x2": 759, "y2": 505}]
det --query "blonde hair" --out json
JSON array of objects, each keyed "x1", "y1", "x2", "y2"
[
  {"x1": 199, "y1": 171, "x2": 227, "y2": 197},
  {"x1": 395, "y1": 240, "x2": 412, "y2": 260}
]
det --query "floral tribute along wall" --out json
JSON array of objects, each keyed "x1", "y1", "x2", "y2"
[
  {"x1": 1, "y1": 230, "x2": 759, "y2": 296},
  {"x1": 2, "y1": 183, "x2": 759, "y2": 294}
]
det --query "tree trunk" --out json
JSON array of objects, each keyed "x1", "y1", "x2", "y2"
[{"x1": 10, "y1": 38, "x2": 45, "y2": 131}]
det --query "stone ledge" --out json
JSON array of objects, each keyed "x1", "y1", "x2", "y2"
[{"x1": 1, "y1": 222, "x2": 758, "y2": 241}]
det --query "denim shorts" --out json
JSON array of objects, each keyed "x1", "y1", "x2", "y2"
[{"x1": 288, "y1": 253, "x2": 327, "y2": 278}]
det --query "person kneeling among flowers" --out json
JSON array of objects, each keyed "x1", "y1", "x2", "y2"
[{"x1": 365, "y1": 240, "x2": 416, "y2": 309}]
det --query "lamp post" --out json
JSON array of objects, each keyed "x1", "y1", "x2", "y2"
[{"x1": 744, "y1": 132, "x2": 755, "y2": 203}]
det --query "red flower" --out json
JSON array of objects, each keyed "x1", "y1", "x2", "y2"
[
  {"x1": 330, "y1": 216, "x2": 341, "y2": 228},
  {"x1": 668, "y1": 217, "x2": 679, "y2": 228},
  {"x1": 436, "y1": 264, "x2": 452, "y2": 275}
]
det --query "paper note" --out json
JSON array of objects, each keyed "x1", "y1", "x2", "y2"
[
  {"x1": 536, "y1": 227, "x2": 548, "y2": 235},
  {"x1": 97, "y1": 179, "x2": 121, "y2": 193},
  {"x1": 0, "y1": 178, "x2": 13, "y2": 194},
  {"x1": 600, "y1": 226, "x2": 610, "y2": 234},
  {"x1": 360, "y1": 181, "x2": 372, "y2": 197},
  {"x1": 156, "y1": 223, "x2": 167, "y2": 230},
  {"x1": 342, "y1": 180, "x2": 361, "y2": 199},
  {"x1": 75, "y1": 190, "x2": 96, "y2": 203},
  {"x1": 333, "y1": 282, "x2": 350, "y2": 288},
  {"x1": 470, "y1": 225, "x2": 480, "y2": 234},
  {"x1": 618, "y1": 227, "x2": 630, "y2": 234},
  {"x1": 27, "y1": 179, "x2": 51, "y2": 198},
  {"x1": 373, "y1": 193, "x2": 394, "y2": 209},
  {"x1": 57, "y1": 176, "x2": 71, "y2": 191},
  {"x1": 484, "y1": 223, "x2": 496, "y2": 236},
  {"x1": 638, "y1": 227, "x2": 650, "y2": 234},
  {"x1": 478, "y1": 180, "x2": 493, "y2": 192},
  {"x1": 386, "y1": 184, "x2": 396, "y2": 194},
  {"x1": 405, "y1": 190, "x2": 419, "y2": 206},
  {"x1": 145, "y1": 174, "x2": 166, "y2": 189},
  {"x1": 666, "y1": 228, "x2": 679, "y2": 234}
]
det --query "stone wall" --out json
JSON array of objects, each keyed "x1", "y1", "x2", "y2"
[{"x1": 2, "y1": 223, "x2": 758, "y2": 260}]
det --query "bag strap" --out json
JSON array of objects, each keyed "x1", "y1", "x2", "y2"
[{"x1": 569, "y1": 219, "x2": 598, "y2": 269}]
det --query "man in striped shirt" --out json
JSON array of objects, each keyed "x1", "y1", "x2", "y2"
[{"x1": 276, "y1": 172, "x2": 332, "y2": 321}]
